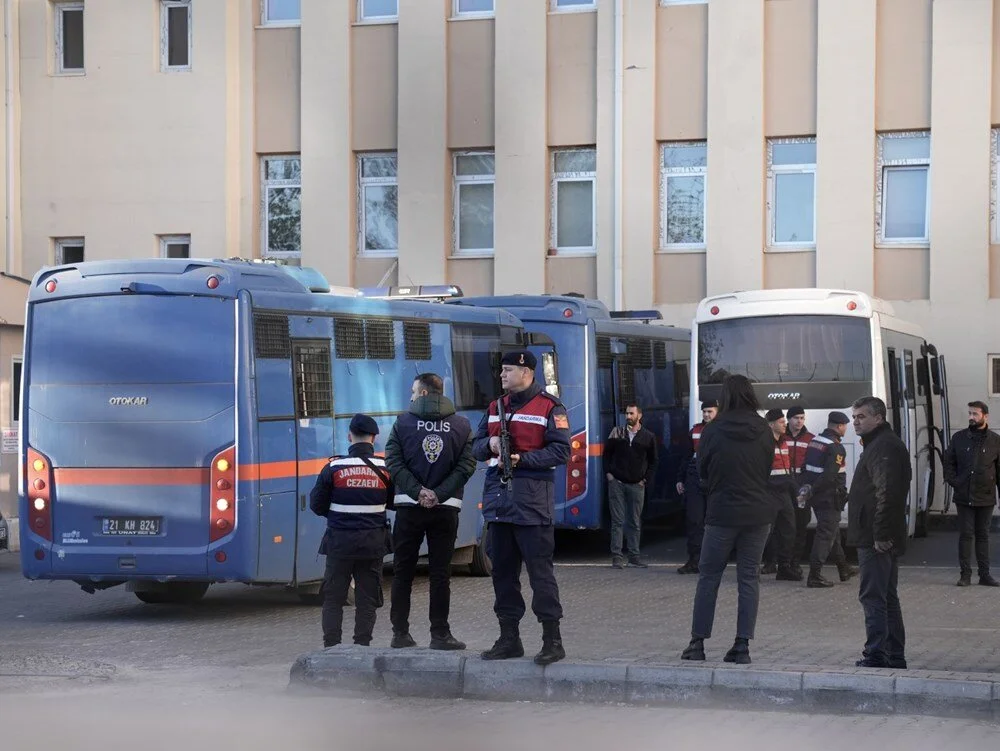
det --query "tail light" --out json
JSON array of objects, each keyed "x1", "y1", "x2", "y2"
[
  {"x1": 209, "y1": 446, "x2": 236, "y2": 543},
  {"x1": 566, "y1": 431, "x2": 587, "y2": 501},
  {"x1": 26, "y1": 448, "x2": 53, "y2": 541}
]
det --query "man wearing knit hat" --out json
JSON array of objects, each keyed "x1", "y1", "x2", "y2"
[
  {"x1": 762, "y1": 409, "x2": 801, "y2": 581},
  {"x1": 784, "y1": 405, "x2": 813, "y2": 574},
  {"x1": 676, "y1": 400, "x2": 719, "y2": 574}
]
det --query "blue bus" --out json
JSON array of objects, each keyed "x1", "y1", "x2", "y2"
[
  {"x1": 445, "y1": 295, "x2": 692, "y2": 531},
  {"x1": 18, "y1": 259, "x2": 519, "y2": 603}
]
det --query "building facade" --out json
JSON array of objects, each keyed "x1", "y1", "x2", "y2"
[{"x1": 1, "y1": 0, "x2": 1000, "y2": 521}]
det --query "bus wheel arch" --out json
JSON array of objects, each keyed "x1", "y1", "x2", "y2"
[{"x1": 132, "y1": 581, "x2": 210, "y2": 605}]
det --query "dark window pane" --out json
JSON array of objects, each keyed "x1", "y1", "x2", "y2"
[
  {"x1": 12, "y1": 361, "x2": 22, "y2": 422},
  {"x1": 62, "y1": 9, "x2": 84, "y2": 71},
  {"x1": 165, "y1": 243, "x2": 189, "y2": 259},
  {"x1": 60, "y1": 244, "x2": 84, "y2": 264},
  {"x1": 451, "y1": 325, "x2": 502, "y2": 411},
  {"x1": 167, "y1": 6, "x2": 189, "y2": 68}
]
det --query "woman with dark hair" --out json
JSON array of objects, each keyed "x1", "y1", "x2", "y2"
[{"x1": 681, "y1": 374, "x2": 775, "y2": 664}]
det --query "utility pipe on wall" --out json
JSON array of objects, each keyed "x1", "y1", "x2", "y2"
[{"x1": 612, "y1": 0, "x2": 624, "y2": 311}]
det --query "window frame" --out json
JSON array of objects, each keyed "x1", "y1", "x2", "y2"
[
  {"x1": 357, "y1": 0, "x2": 398, "y2": 23},
  {"x1": 54, "y1": 237, "x2": 85, "y2": 265},
  {"x1": 550, "y1": 0, "x2": 597, "y2": 12},
  {"x1": 989, "y1": 354, "x2": 1000, "y2": 399},
  {"x1": 452, "y1": 151, "x2": 496, "y2": 258},
  {"x1": 261, "y1": 0, "x2": 301, "y2": 27},
  {"x1": 660, "y1": 0, "x2": 707, "y2": 5},
  {"x1": 160, "y1": 0, "x2": 192, "y2": 72},
  {"x1": 766, "y1": 136, "x2": 817, "y2": 252},
  {"x1": 260, "y1": 154, "x2": 302, "y2": 261},
  {"x1": 550, "y1": 147, "x2": 597, "y2": 256},
  {"x1": 159, "y1": 234, "x2": 191, "y2": 259},
  {"x1": 991, "y1": 128, "x2": 999, "y2": 244},
  {"x1": 659, "y1": 140, "x2": 708, "y2": 253},
  {"x1": 54, "y1": 1, "x2": 85, "y2": 75},
  {"x1": 11, "y1": 357, "x2": 23, "y2": 425},
  {"x1": 453, "y1": 0, "x2": 494, "y2": 18},
  {"x1": 876, "y1": 131, "x2": 931, "y2": 247},
  {"x1": 357, "y1": 152, "x2": 399, "y2": 258}
]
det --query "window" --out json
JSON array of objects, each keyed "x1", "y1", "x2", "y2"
[
  {"x1": 159, "y1": 234, "x2": 191, "y2": 259},
  {"x1": 54, "y1": 237, "x2": 84, "y2": 265},
  {"x1": 364, "y1": 318, "x2": 396, "y2": 360},
  {"x1": 261, "y1": 156, "x2": 301, "y2": 260},
  {"x1": 262, "y1": 0, "x2": 300, "y2": 25},
  {"x1": 877, "y1": 132, "x2": 931, "y2": 245},
  {"x1": 358, "y1": 153, "x2": 398, "y2": 256},
  {"x1": 991, "y1": 128, "x2": 999, "y2": 243},
  {"x1": 551, "y1": 0, "x2": 596, "y2": 10},
  {"x1": 11, "y1": 359, "x2": 22, "y2": 424},
  {"x1": 453, "y1": 152, "x2": 495, "y2": 256},
  {"x1": 989, "y1": 355, "x2": 1000, "y2": 398},
  {"x1": 660, "y1": 142, "x2": 707, "y2": 250},
  {"x1": 54, "y1": 2, "x2": 85, "y2": 74},
  {"x1": 403, "y1": 321, "x2": 432, "y2": 360},
  {"x1": 292, "y1": 342, "x2": 333, "y2": 418},
  {"x1": 767, "y1": 138, "x2": 816, "y2": 249},
  {"x1": 359, "y1": 0, "x2": 398, "y2": 22},
  {"x1": 160, "y1": 1, "x2": 191, "y2": 71},
  {"x1": 551, "y1": 148, "x2": 597, "y2": 254},
  {"x1": 254, "y1": 313, "x2": 291, "y2": 359},
  {"x1": 660, "y1": 0, "x2": 707, "y2": 5},
  {"x1": 451, "y1": 324, "x2": 502, "y2": 411},
  {"x1": 455, "y1": 0, "x2": 493, "y2": 16}
]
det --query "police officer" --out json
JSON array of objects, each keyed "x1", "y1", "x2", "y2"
[
  {"x1": 785, "y1": 405, "x2": 813, "y2": 574},
  {"x1": 762, "y1": 409, "x2": 801, "y2": 581},
  {"x1": 384, "y1": 372, "x2": 476, "y2": 650},
  {"x1": 800, "y1": 411, "x2": 858, "y2": 588},
  {"x1": 472, "y1": 350, "x2": 571, "y2": 665},
  {"x1": 675, "y1": 400, "x2": 718, "y2": 574},
  {"x1": 309, "y1": 414, "x2": 392, "y2": 648}
]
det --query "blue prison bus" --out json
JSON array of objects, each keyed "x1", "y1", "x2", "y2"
[
  {"x1": 446, "y1": 295, "x2": 692, "y2": 531},
  {"x1": 18, "y1": 259, "x2": 520, "y2": 604}
]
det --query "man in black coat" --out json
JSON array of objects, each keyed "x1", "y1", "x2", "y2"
[
  {"x1": 847, "y1": 396, "x2": 912, "y2": 669},
  {"x1": 604, "y1": 402, "x2": 658, "y2": 569},
  {"x1": 943, "y1": 400, "x2": 1000, "y2": 587}
]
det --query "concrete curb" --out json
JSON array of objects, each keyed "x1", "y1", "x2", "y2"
[{"x1": 289, "y1": 647, "x2": 1000, "y2": 722}]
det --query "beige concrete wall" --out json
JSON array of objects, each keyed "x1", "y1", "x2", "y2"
[
  {"x1": 547, "y1": 10, "x2": 597, "y2": 147},
  {"x1": 991, "y1": 245, "x2": 1000, "y2": 298},
  {"x1": 594, "y1": 0, "x2": 615, "y2": 305},
  {"x1": 447, "y1": 257, "x2": 493, "y2": 297},
  {"x1": 18, "y1": 0, "x2": 244, "y2": 275},
  {"x1": 764, "y1": 0, "x2": 817, "y2": 138},
  {"x1": 0, "y1": 0, "x2": 22, "y2": 277},
  {"x1": 301, "y1": 0, "x2": 353, "y2": 285},
  {"x1": 874, "y1": 248, "x2": 929, "y2": 300},
  {"x1": 0, "y1": 325, "x2": 23, "y2": 520},
  {"x1": 397, "y1": 0, "x2": 448, "y2": 285},
  {"x1": 875, "y1": 0, "x2": 932, "y2": 131},
  {"x1": 993, "y1": 0, "x2": 1000, "y2": 123},
  {"x1": 254, "y1": 28, "x2": 301, "y2": 154},
  {"x1": 355, "y1": 257, "x2": 398, "y2": 287},
  {"x1": 655, "y1": 253, "x2": 706, "y2": 305},
  {"x1": 447, "y1": 19, "x2": 494, "y2": 150},
  {"x1": 815, "y1": 0, "x2": 876, "y2": 293},
  {"x1": 764, "y1": 250, "x2": 815, "y2": 289},
  {"x1": 351, "y1": 25, "x2": 398, "y2": 152},
  {"x1": 546, "y1": 256, "x2": 597, "y2": 298},
  {"x1": 705, "y1": 0, "x2": 765, "y2": 294},
  {"x1": 494, "y1": 0, "x2": 546, "y2": 295},
  {"x1": 655, "y1": 2, "x2": 708, "y2": 141}
]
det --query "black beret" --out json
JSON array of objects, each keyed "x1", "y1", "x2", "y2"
[
  {"x1": 764, "y1": 408, "x2": 785, "y2": 422},
  {"x1": 501, "y1": 350, "x2": 537, "y2": 369},
  {"x1": 349, "y1": 413, "x2": 379, "y2": 436},
  {"x1": 700, "y1": 400, "x2": 719, "y2": 410},
  {"x1": 787, "y1": 406, "x2": 805, "y2": 418},
  {"x1": 828, "y1": 411, "x2": 850, "y2": 425}
]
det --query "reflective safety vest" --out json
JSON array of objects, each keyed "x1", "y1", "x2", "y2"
[
  {"x1": 326, "y1": 456, "x2": 390, "y2": 531},
  {"x1": 771, "y1": 437, "x2": 792, "y2": 477}
]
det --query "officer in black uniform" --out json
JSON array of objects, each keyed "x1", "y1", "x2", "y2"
[
  {"x1": 309, "y1": 414, "x2": 393, "y2": 648},
  {"x1": 472, "y1": 350, "x2": 571, "y2": 665},
  {"x1": 384, "y1": 372, "x2": 477, "y2": 650}
]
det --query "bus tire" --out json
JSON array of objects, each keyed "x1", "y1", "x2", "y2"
[
  {"x1": 134, "y1": 582, "x2": 209, "y2": 605},
  {"x1": 914, "y1": 509, "x2": 929, "y2": 539},
  {"x1": 469, "y1": 525, "x2": 492, "y2": 578}
]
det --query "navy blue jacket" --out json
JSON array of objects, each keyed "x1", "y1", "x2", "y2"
[
  {"x1": 309, "y1": 442, "x2": 392, "y2": 560},
  {"x1": 472, "y1": 382, "x2": 571, "y2": 526},
  {"x1": 801, "y1": 428, "x2": 848, "y2": 511}
]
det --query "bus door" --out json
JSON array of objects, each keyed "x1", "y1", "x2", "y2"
[
  {"x1": 888, "y1": 348, "x2": 918, "y2": 535},
  {"x1": 526, "y1": 333, "x2": 560, "y2": 399},
  {"x1": 928, "y1": 344, "x2": 953, "y2": 512},
  {"x1": 291, "y1": 338, "x2": 336, "y2": 586}
]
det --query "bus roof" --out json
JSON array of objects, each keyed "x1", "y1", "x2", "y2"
[
  {"x1": 448, "y1": 294, "x2": 611, "y2": 323},
  {"x1": 695, "y1": 288, "x2": 895, "y2": 322}
]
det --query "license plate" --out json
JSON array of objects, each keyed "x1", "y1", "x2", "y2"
[{"x1": 101, "y1": 517, "x2": 161, "y2": 536}]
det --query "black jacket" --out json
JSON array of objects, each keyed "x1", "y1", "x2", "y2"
[
  {"x1": 846, "y1": 423, "x2": 912, "y2": 554},
  {"x1": 698, "y1": 408, "x2": 775, "y2": 527},
  {"x1": 943, "y1": 425, "x2": 1000, "y2": 507},
  {"x1": 603, "y1": 424, "x2": 658, "y2": 485}
]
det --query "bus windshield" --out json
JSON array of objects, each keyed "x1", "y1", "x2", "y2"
[{"x1": 698, "y1": 314, "x2": 872, "y2": 385}]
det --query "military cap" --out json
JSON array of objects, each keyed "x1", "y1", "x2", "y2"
[
  {"x1": 349, "y1": 413, "x2": 380, "y2": 436},
  {"x1": 828, "y1": 411, "x2": 850, "y2": 425},
  {"x1": 501, "y1": 350, "x2": 537, "y2": 370}
]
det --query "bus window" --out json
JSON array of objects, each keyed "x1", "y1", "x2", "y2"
[
  {"x1": 618, "y1": 360, "x2": 636, "y2": 406},
  {"x1": 293, "y1": 342, "x2": 333, "y2": 418},
  {"x1": 597, "y1": 336, "x2": 613, "y2": 368},
  {"x1": 452, "y1": 324, "x2": 502, "y2": 410},
  {"x1": 904, "y1": 350, "x2": 916, "y2": 402},
  {"x1": 542, "y1": 351, "x2": 559, "y2": 398}
]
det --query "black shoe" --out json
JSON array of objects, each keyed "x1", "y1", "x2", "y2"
[
  {"x1": 979, "y1": 574, "x2": 1000, "y2": 587},
  {"x1": 855, "y1": 656, "x2": 890, "y2": 668},
  {"x1": 323, "y1": 640, "x2": 341, "y2": 648},
  {"x1": 626, "y1": 556, "x2": 648, "y2": 569},
  {"x1": 429, "y1": 633, "x2": 466, "y2": 651},
  {"x1": 838, "y1": 565, "x2": 859, "y2": 582},
  {"x1": 681, "y1": 637, "x2": 705, "y2": 661},
  {"x1": 806, "y1": 575, "x2": 835, "y2": 588},
  {"x1": 761, "y1": 562, "x2": 777, "y2": 575},
  {"x1": 888, "y1": 657, "x2": 908, "y2": 669},
  {"x1": 776, "y1": 565, "x2": 803, "y2": 582},
  {"x1": 677, "y1": 559, "x2": 699, "y2": 575},
  {"x1": 391, "y1": 632, "x2": 417, "y2": 649},
  {"x1": 354, "y1": 639, "x2": 371, "y2": 647},
  {"x1": 611, "y1": 556, "x2": 625, "y2": 569},
  {"x1": 957, "y1": 573, "x2": 973, "y2": 587},
  {"x1": 533, "y1": 621, "x2": 566, "y2": 666},
  {"x1": 481, "y1": 623, "x2": 524, "y2": 660},
  {"x1": 723, "y1": 638, "x2": 751, "y2": 665}
]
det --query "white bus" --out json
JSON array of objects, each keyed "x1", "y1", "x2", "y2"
[{"x1": 690, "y1": 288, "x2": 952, "y2": 538}]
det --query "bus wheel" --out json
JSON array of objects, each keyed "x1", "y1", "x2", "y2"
[
  {"x1": 469, "y1": 526, "x2": 492, "y2": 578},
  {"x1": 134, "y1": 582, "x2": 209, "y2": 605},
  {"x1": 914, "y1": 509, "x2": 929, "y2": 539}
]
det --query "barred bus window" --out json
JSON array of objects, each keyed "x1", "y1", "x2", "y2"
[
  {"x1": 597, "y1": 336, "x2": 613, "y2": 368},
  {"x1": 334, "y1": 317, "x2": 366, "y2": 359},
  {"x1": 653, "y1": 340, "x2": 668, "y2": 369},
  {"x1": 253, "y1": 313, "x2": 291, "y2": 359},
  {"x1": 403, "y1": 321, "x2": 432, "y2": 360},
  {"x1": 630, "y1": 338, "x2": 653, "y2": 369},
  {"x1": 365, "y1": 318, "x2": 396, "y2": 359},
  {"x1": 618, "y1": 360, "x2": 636, "y2": 406},
  {"x1": 293, "y1": 343, "x2": 333, "y2": 418}
]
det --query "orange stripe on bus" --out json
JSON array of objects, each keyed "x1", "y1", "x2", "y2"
[{"x1": 54, "y1": 468, "x2": 210, "y2": 486}]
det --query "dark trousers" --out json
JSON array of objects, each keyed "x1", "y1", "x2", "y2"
[
  {"x1": 857, "y1": 547, "x2": 906, "y2": 665},
  {"x1": 390, "y1": 507, "x2": 459, "y2": 638},
  {"x1": 322, "y1": 556, "x2": 383, "y2": 647},
  {"x1": 488, "y1": 522, "x2": 563, "y2": 625},
  {"x1": 691, "y1": 523, "x2": 771, "y2": 640},
  {"x1": 683, "y1": 465, "x2": 706, "y2": 559},
  {"x1": 810, "y1": 507, "x2": 847, "y2": 570},
  {"x1": 957, "y1": 503, "x2": 995, "y2": 578},
  {"x1": 609, "y1": 478, "x2": 645, "y2": 558},
  {"x1": 763, "y1": 492, "x2": 797, "y2": 566},
  {"x1": 791, "y1": 504, "x2": 812, "y2": 563}
]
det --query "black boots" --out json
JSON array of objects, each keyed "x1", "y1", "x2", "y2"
[
  {"x1": 681, "y1": 637, "x2": 706, "y2": 661},
  {"x1": 429, "y1": 633, "x2": 466, "y2": 651},
  {"x1": 677, "y1": 557, "x2": 699, "y2": 575},
  {"x1": 724, "y1": 637, "x2": 751, "y2": 665},
  {"x1": 838, "y1": 564, "x2": 859, "y2": 582},
  {"x1": 391, "y1": 632, "x2": 417, "y2": 648},
  {"x1": 806, "y1": 565, "x2": 835, "y2": 588},
  {"x1": 481, "y1": 622, "x2": 524, "y2": 660},
  {"x1": 776, "y1": 564, "x2": 803, "y2": 581},
  {"x1": 534, "y1": 621, "x2": 566, "y2": 665}
]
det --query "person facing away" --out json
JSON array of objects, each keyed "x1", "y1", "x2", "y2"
[
  {"x1": 309, "y1": 414, "x2": 392, "y2": 649},
  {"x1": 681, "y1": 374, "x2": 774, "y2": 666},
  {"x1": 471, "y1": 349, "x2": 571, "y2": 666},
  {"x1": 846, "y1": 396, "x2": 911, "y2": 669},
  {"x1": 943, "y1": 400, "x2": 1000, "y2": 587},
  {"x1": 603, "y1": 402, "x2": 658, "y2": 569},
  {"x1": 761, "y1": 409, "x2": 801, "y2": 582},
  {"x1": 784, "y1": 405, "x2": 814, "y2": 572},
  {"x1": 675, "y1": 400, "x2": 719, "y2": 574},
  {"x1": 384, "y1": 372, "x2": 477, "y2": 650},
  {"x1": 799, "y1": 412, "x2": 858, "y2": 589}
]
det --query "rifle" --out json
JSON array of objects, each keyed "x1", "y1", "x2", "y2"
[{"x1": 496, "y1": 394, "x2": 514, "y2": 486}]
